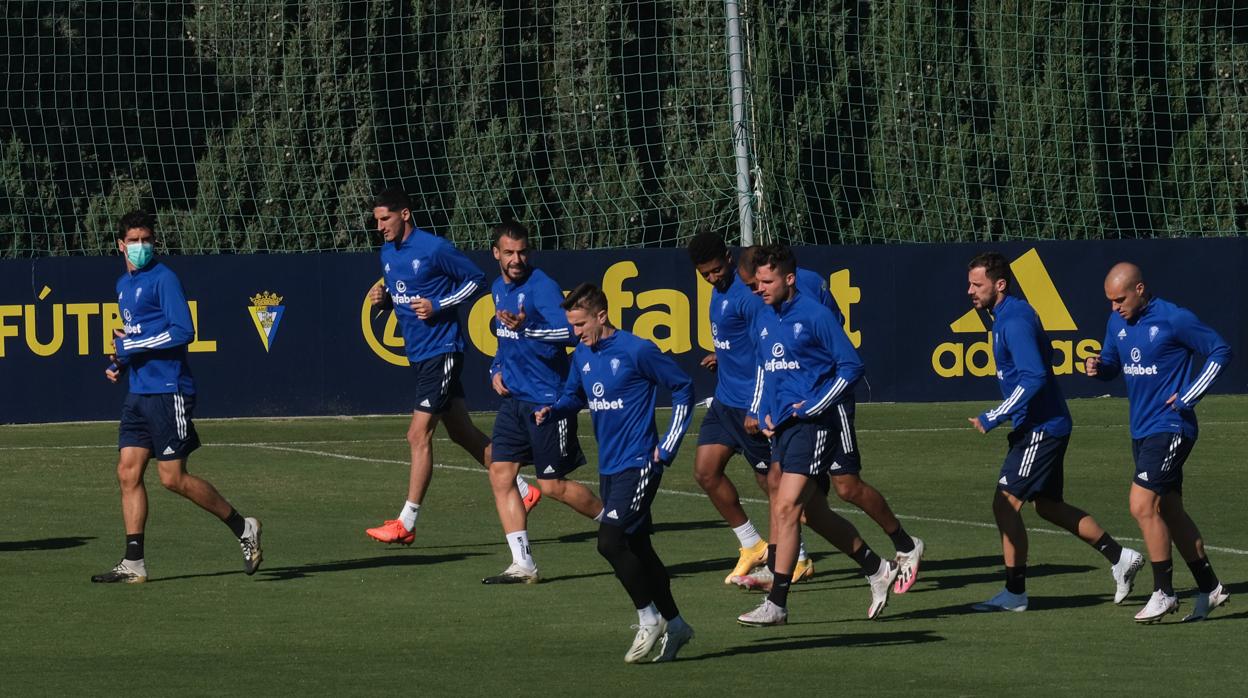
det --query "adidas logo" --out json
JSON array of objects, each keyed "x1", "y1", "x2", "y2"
[
  {"x1": 1138, "y1": 472, "x2": 1149, "y2": 482},
  {"x1": 1118, "y1": 328, "x2": 1127, "y2": 339},
  {"x1": 606, "y1": 509, "x2": 619, "y2": 520},
  {"x1": 935, "y1": 248, "x2": 1098, "y2": 378},
  {"x1": 830, "y1": 463, "x2": 841, "y2": 470},
  {"x1": 582, "y1": 362, "x2": 591, "y2": 373},
  {"x1": 420, "y1": 399, "x2": 431, "y2": 407},
  {"x1": 999, "y1": 476, "x2": 1009, "y2": 485},
  {"x1": 543, "y1": 466, "x2": 556, "y2": 474},
  {"x1": 162, "y1": 446, "x2": 176, "y2": 456}
]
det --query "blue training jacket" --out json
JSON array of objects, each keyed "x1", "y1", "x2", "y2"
[
  {"x1": 977, "y1": 294, "x2": 1072, "y2": 437},
  {"x1": 1093, "y1": 297, "x2": 1232, "y2": 439},
  {"x1": 113, "y1": 261, "x2": 196, "y2": 395},
  {"x1": 549, "y1": 330, "x2": 694, "y2": 475},
  {"x1": 489, "y1": 268, "x2": 578, "y2": 404},
  {"x1": 380, "y1": 228, "x2": 485, "y2": 363},
  {"x1": 749, "y1": 287, "x2": 863, "y2": 428}
]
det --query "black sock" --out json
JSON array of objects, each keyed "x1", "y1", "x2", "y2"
[
  {"x1": 1005, "y1": 565, "x2": 1027, "y2": 594},
  {"x1": 767, "y1": 571, "x2": 794, "y2": 608},
  {"x1": 224, "y1": 509, "x2": 246, "y2": 538},
  {"x1": 1152, "y1": 559, "x2": 1174, "y2": 596},
  {"x1": 1186, "y1": 556, "x2": 1218, "y2": 594},
  {"x1": 124, "y1": 533, "x2": 145, "y2": 561},
  {"x1": 766, "y1": 543, "x2": 777, "y2": 573},
  {"x1": 888, "y1": 525, "x2": 916, "y2": 554},
  {"x1": 849, "y1": 543, "x2": 883, "y2": 576},
  {"x1": 1091, "y1": 533, "x2": 1123, "y2": 564}
]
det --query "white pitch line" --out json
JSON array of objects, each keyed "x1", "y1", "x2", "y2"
[{"x1": 224, "y1": 442, "x2": 1248, "y2": 557}]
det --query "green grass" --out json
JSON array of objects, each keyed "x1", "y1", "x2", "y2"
[{"x1": 3, "y1": 396, "x2": 1247, "y2": 695}]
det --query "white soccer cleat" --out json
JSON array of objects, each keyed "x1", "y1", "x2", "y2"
[
  {"x1": 91, "y1": 558, "x2": 148, "y2": 584},
  {"x1": 653, "y1": 617, "x2": 694, "y2": 662},
  {"x1": 624, "y1": 620, "x2": 667, "y2": 664},
  {"x1": 1134, "y1": 590, "x2": 1179, "y2": 623},
  {"x1": 730, "y1": 566, "x2": 774, "y2": 592},
  {"x1": 1111, "y1": 547, "x2": 1144, "y2": 604},
  {"x1": 737, "y1": 599, "x2": 788, "y2": 627},
  {"x1": 1182, "y1": 584, "x2": 1229, "y2": 622},
  {"x1": 972, "y1": 588, "x2": 1028, "y2": 612},
  {"x1": 867, "y1": 559, "x2": 900, "y2": 619},
  {"x1": 240, "y1": 517, "x2": 263, "y2": 575},
  {"x1": 894, "y1": 537, "x2": 925, "y2": 594},
  {"x1": 481, "y1": 561, "x2": 541, "y2": 585}
]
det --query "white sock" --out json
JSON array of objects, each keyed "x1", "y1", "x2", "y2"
[
  {"x1": 398, "y1": 501, "x2": 420, "y2": 531},
  {"x1": 798, "y1": 535, "x2": 809, "y2": 562},
  {"x1": 515, "y1": 476, "x2": 531, "y2": 498},
  {"x1": 732, "y1": 520, "x2": 762, "y2": 549},
  {"x1": 594, "y1": 508, "x2": 605, "y2": 522},
  {"x1": 637, "y1": 603, "x2": 661, "y2": 626},
  {"x1": 506, "y1": 530, "x2": 534, "y2": 567}
]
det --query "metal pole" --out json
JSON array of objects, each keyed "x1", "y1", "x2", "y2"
[{"x1": 724, "y1": 0, "x2": 755, "y2": 246}]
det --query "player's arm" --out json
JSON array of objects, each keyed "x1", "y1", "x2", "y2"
[
  {"x1": 636, "y1": 342, "x2": 695, "y2": 464},
  {"x1": 1087, "y1": 319, "x2": 1121, "y2": 380},
  {"x1": 977, "y1": 320, "x2": 1045, "y2": 433},
  {"x1": 542, "y1": 361, "x2": 587, "y2": 421},
  {"x1": 115, "y1": 275, "x2": 196, "y2": 358},
  {"x1": 800, "y1": 311, "x2": 863, "y2": 417},
  {"x1": 429, "y1": 243, "x2": 485, "y2": 313},
  {"x1": 1172, "y1": 310, "x2": 1232, "y2": 410},
  {"x1": 522, "y1": 277, "x2": 577, "y2": 346}
]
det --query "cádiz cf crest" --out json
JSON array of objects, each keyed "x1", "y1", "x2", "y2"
[{"x1": 248, "y1": 291, "x2": 285, "y2": 352}]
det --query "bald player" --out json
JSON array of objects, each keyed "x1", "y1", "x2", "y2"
[{"x1": 1087, "y1": 262, "x2": 1232, "y2": 623}]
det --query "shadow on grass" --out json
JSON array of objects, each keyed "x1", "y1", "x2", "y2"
[
  {"x1": 885, "y1": 591, "x2": 1108, "y2": 621},
  {"x1": 149, "y1": 551, "x2": 488, "y2": 583},
  {"x1": 687, "y1": 629, "x2": 944, "y2": 660},
  {"x1": 917, "y1": 562, "x2": 1098, "y2": 592},
  {"x1": 0, "y1": 536, "x2": 95, "y2": 552}
]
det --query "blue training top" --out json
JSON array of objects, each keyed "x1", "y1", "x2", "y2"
[
  {"x1": 489, "y1": 267, "x2": 578, "y2": 404},
  {"x1": 113, "y1": 261, "x2": 196, "y2": 395},
  {"x1": 380, "y1": 228, "x2": 485, "y2": 363},
  {"x1": 749, "y1": 287, "x2": 863, "y2": 428},
  {"x1": 549, "y1": 330, "x2": 694, "y2": 475},
  {"x1": 1093, "y1": 297, "x2": 1231, "y2": 439},
  {"x1": 977, "y1": 294, "x2": 1072, "y2": 437}
]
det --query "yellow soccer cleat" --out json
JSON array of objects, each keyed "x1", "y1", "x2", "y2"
[
  {"x1": 724, "y1": 539, "x2": 769, "y2": 584},
  {"x1": 792, "y1": 557, "x2": 814, "y2": 583}
]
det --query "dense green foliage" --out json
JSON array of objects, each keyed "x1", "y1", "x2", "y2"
[{"x1": 2, "y1": 1, "x2": 1246, "y2": 256}]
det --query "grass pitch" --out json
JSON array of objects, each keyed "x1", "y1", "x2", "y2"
[{"x1": 3, "y1": 397, "x2": 1246, "y2": 695}]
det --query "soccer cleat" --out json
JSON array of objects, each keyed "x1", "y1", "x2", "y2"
[
  {"x1": 482, "y1": 561, "x2": 541, "y2": 585},
  {"x1": 894, "y1": 536, "x2": 925, "y2": 594},
  {"x1": 1135, "y1": 590, "x2": 1179, "y2": 623},
  {"x1": 1181, "y1": 584, "x2": 1229, "y2": 622},
  {"x1": 653, "y1": 617, "x2": 694, "y2": 663},
  {"x1": 724, "y1": 539, "x2": 770, "y2": 584},
  {"x1": 972, "y1": 588, "x2": 1028, "y2": 612},
  {"x1": 737, "y1": 599, "x2": 788, "y2": 627},
  {"x1": 1110, "y1": 547, "x2": 1145, "y2": 604},
  {"x1": 240, "y1": 517, "x2": 263, "y2": 575},
  {"x1": 731, "y1": 566, "x2": 774, "y2": 592},
  {"x1": 792, "y1": 557, "x2": 814, "y2": 583},
  {"x1": 624, "y1": 620, "x2": 667, "y2": 664},
  {"x1": 91, "y1": 558, "x2": 148, "y2": 584},
  {"x1": 867, "y1": 559, "x2": 900, "y2": 619},
  {"x1": 366, "y1": 519, "x2": 415, "y2": 545},
  {"x1": 522, "y1": 485, "x2": 542, "y2": 513}
]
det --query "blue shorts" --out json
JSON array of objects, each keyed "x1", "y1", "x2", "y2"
[
  {"x1": 999, "y1": 429, "x2": 1068, "y2": 502},
  {"x1": 599, "y1": 462, "x2": 663, "y2": 535},
  {"x1": 118, "y1": 392, "x2": 201, "y2": 460},
  {"x1": 696, "y1": 399, "x2": 772, "y2": 474},
  {"x1": 410, "y1": 352, "x2": 466, "y2": 414},
  {"x1": 491, "y1": 396, "x2": 586, "y2": 479},
  {"x1": 771, "y1": 402, "x2": 861, "y2": 477},
  {"x1": 1131, "y1": 433, "x2": 1194, "y2": 495}
]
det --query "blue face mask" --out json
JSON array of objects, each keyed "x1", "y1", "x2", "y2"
[{"x1": 125, "y1": 242, "x2": 154, "y2": 269}]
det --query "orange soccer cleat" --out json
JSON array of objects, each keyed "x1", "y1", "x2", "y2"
[{"x1": 366, "y1": 519, "x2": 415, "y2": 545}]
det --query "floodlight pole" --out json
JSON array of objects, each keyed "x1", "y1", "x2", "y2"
[{"x1": 725, "y1": 0, "x2": 756, "y2": 247}]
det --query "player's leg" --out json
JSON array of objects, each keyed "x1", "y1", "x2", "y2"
[
  {"x1": 93, "y1": 444, "x2": 153, "y2": 584},
  {"x1": 1160, "y1": 493, "x2": 1229, "y2": 621},
  {"x1": 972, "y1": 487, "x2": 1030, "y2": 611},
  {"x1": 530, "y1": 409, "x2": 600, "y2": 519},
  {"x1": 481, "y1": 397, "x2": 539, "y2": 583},
  {"x1": 694, "y1": 403, "x2": 770, "y2": 582},
  {"x1": 737, "y1": 472, "x2": 811, "y2": 626},
  {"x1": 802, "y1": 486, "x2": 899, "y2": 619},
  {"x1": 537, "y1": 477, "x2": 602, "y2": 518},
  {"x1": 627, "y1": 527, "x2": 694, "y2": 662},
  {"x1": 1128, "y1": 482, "x2": 1173, "y2": 590},
  {"x1": 441, "y1": 396, "x2": 490, "y2": 466}
]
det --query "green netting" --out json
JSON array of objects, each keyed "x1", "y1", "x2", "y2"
[{"x1": 2, "y1": 1, "x2": 1246, "y2": 257}]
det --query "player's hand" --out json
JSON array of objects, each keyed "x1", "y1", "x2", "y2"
[
  {"x1": 743, "y1": 414, "x2": 760, "y2": 436},
  {"x1": 105, "y1": 354, "x2": 121, "y2": 383},
  {"x1": 699, "y1": 353, "x2": 718, "y2": 371},
  {"x1": 969, "y1": 416, "x2": 986, "y2": 434},
  {"x1": 652, "y1": 446, "x2": 671, "y2": 466},
  {"x1": 368, "y1": 282, "x2": 387, "y2": 306},
  {"x1": 411, "y1": 297, "x2": 434, "y2": 319},
  {"x1": 534, "y1": 406, "x2": 551, "y2": 425},
  {"x1": 1085, "y1": 355, "x2": 1101, "y2": 376},
  {"x1": 492, "y1": 372, "x2": 510, "y2": 397},
  {"x1": 1165, "y1": 392, "x2": 1188, "y2": 412},
  {"x1": 761, "y1": 414, "x2": 776, "y2": 438},
  {"x1": 113, "y1": 328, "x2": 126, "y2": 339},
  {"x1": 791, "y1": 400, "x2": 806, "y2": 416},
  {"x1": 496, "y1": 308, "x2": 526, "y2": 331}
]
